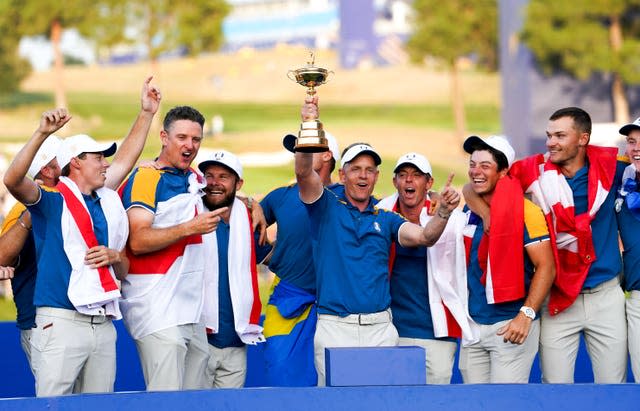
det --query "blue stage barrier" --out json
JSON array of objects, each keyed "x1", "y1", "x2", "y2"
[
  {"x1": 0, "y1": 385, "x2": 638, "y2": 411},
  {"x1": 0, "y1": 318, "x2": 634, "y2": 398}
]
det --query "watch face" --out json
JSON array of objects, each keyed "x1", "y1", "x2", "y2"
[{"x1": 521, "y1": 307, "x2": 535, "y2": 319}]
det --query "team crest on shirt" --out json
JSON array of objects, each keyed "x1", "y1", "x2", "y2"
[{"x1": 373, "y1": 222, "x2": 381, "y2": 232}]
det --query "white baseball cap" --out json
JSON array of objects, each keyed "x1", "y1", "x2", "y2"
[
  {"x1": 340, "y1": 143, "x2": 382, "y2": 168},
  {"x1": 619, "y1": 117, "x2": 640, "y2": 136},
  {"x1": 27, "y1": 135, "x2": 62, "y2": 179},
  {"x1": 394, "y1": 152, "x2": 432, "y2": 175},
  {"x1": 57, "y1": 134, "x2": 117, "y2": 170},
  {"x1": 282, "y1": 131, "x2": 341, "y2": 162},
  {"x1": 198, "y1": 150, "x2": 243, "y2": 179},
  {"x1": 463, "y1": 135, "x2": 516, "y2": 169}
]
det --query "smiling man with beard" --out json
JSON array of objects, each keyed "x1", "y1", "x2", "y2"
[
  {"x1": 197, "y1": 150, "x2": 271, "y2": 388},
  {"x1": 119, "y1": 106, "x2": 227, "y2": 391}
]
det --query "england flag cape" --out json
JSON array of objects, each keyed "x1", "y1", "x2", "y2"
[
  {"x1": 377, "y1": 194, "x2": 479, "y2": 346},
  {"x1": 120, "y1": 172, "x2": 206, "y2": 339},
  {"x1": 57, "y1": 176, "x2": 128, "y2": 319},
  {"x1": 509, "y1": 146, "x2": 617, "y2": 315},
  {"x1": 201, "y1": 197, "x2": 264, "y2": 345}
]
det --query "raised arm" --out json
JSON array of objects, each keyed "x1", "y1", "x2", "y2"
[
  {"x1": 127, "y1": 206, "x2": 228, "y2": 255},
  {"x1": 3, "y1": 109, "x2": 71, "y2": 204},
  {"x1": 399, "y1": 173, "x2": 460, "y2": 247},
  {"x1": 295, "y1": 95, "x2": 323, "y2": 203},
  {"x1": 105, "y1": 76, "x2": 161, "y2": 190}
]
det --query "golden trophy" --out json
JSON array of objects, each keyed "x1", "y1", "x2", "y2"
[{"x1": 287, "y1": 52, "x2": 333, "y2": 152}]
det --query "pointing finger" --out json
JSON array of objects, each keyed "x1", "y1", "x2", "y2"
[{"x1": 444, "y1": 172, "x2": 455, "y2": 189}]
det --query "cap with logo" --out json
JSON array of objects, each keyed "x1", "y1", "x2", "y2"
[
  {"x1": 393, "y1": 152, "x2": 432, "y2": 175},
  {"x1": 463, "y1": 135, "x2": 516, "y2": 169},
  {"x1": 57, "y1": 134, "x2": 117, "y2": 170},
  {"x1": 340, "y1": 143, "x2": 382, "y2": 168},
  {"x1": 619, "y1": 117, "x2": 640, "y2": 136},
  {"x1": 198, "y1": 150, "x2": 243, "y2": 179},
  {"x1": 27, "y1": 135, "x2": 62, "y2": 179}
]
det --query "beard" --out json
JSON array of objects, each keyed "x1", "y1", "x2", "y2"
[{"x1": 202, "y1": 187, "x2": 236, "y2": 211}]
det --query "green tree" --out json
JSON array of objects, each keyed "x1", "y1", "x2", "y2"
[
  {"x1": 126, "y1": 0, "x2": 230, "y2": 71},
  {"x1": 15, "y1": 0, "x2": 127, "y2": 108},
  {"x1": 407, "y1": 0, "x2": 497, "y2": 145},
  {"x1": 522, "y1": 0, "x2": 640, "y2": 124},
  {"x1": 0, "y1": 0, "x2": 31, "y2": 94}
]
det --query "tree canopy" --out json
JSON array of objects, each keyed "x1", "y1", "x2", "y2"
[
  {"x1": 0, "y1": 0, "x2": 31, "y2": 94},
  {"x1": 522, "y1": 0, "x2": 640, "y2": 122},
  {"x1": 407, "y1": 0, "x2": 497, "y2": 70}
]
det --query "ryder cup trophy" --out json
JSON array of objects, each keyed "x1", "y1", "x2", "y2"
[{"x1": 287, "y1": 52, "x2": 333, "y2": 152}]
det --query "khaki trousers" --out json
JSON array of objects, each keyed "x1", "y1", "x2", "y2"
[
  {"x1": 32, "y1": 307, "x2": 116, "y2": 397},
  {"x1": 539, "y1": 276, "x2": 627, "y2": 383},
  {"x1": 205, "y1": 345, "x2": 247, "y2": 388},
  {"x1": 627, "y1": 290, "x2": 640, "y2": 382},
  {"x1": 314, "y1": 309, "x2": 399, "y2": 386},
  {"x1": 459, "y1": 319, "x2": 540, "y2": 383},
  {"x1": 135, "y1": 323, "x2": 210, "y2": 391},
  {"x1": 398, "y1": 337, "x2": 457, "y2": 384}
]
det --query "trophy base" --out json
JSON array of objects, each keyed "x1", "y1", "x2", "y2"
[{"x1": 294, "y1": 138, "x2": 329, "y2": 153}]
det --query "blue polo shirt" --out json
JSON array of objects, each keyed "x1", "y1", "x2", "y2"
[
  {"x1": 305, "y1": 187, "x2": 406, "y2": 316},
  {"x1": 1, "y1": 203, "x2": 37, "y2": 330},
  {"x1": 466, "y1": 199, "x2": 549, "y2": 325},
  {"x1": 120, "y1": 166, "x2": 194, "y2": 212},
  {"x1": 390, "y1": 243, "x2": 455, "y2": 342},
  {"x1": 616, "y1": 164, "x2": 640, "y2": 292},
  {"x1": 207, "y1": 220, "x2": 272, "y2": 349},
  {"x1": 28, "y1": 187, "x2": 109, "y2": 309},
  {"x1": 261, "y1": 183, "x2": 345, "y2": 293},
  {"x1": 568, "y1": 161, "x2": 624, "y2": 289},
  {"x1": 261, "y1": 183, "x2": 316, "y2": 293}
]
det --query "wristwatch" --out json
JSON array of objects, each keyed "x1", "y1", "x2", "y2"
[{"x1": 519, "y1": 306, "x2": 536, "y2": 320}]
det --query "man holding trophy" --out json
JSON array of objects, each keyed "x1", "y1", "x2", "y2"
[{"x1": 289, "y1": 54, "x2": 462, "y2": 386}]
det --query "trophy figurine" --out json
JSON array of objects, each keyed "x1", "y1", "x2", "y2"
[{"x1": 287, "y1": 52, "x2": 333, "y2": 152}]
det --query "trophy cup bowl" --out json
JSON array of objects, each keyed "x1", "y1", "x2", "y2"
[{"x1": 287, "y1": 53, "x2": 333, "y2": 153}]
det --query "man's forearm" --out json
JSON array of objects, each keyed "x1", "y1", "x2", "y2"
[
  {"x1": 0, "y1": 222, "x2": 29, "y2": 266},
  {"x1": 128, "y1": 222, "x2": 195, "y2": 255},
  {"x1": 106, "y1": 110, "x2": 154, "y2": 190},
  {"x1": 295, "y1": 152, "x2": 323, "y2": 203}
]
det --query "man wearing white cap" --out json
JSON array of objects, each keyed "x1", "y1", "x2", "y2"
[
  {"x1": 616, "y1": 117, "x2": 640, "y2": 382},
  {"x1": 376, "y1": 152, "x2": 461, "y2": 384},
  {"x1": 296, "y1": 95, "x2": 461, "y2": 386},
  {"x1": 460, "y1": 135, "x2": 555, "y2": 383},
  {"x1": 3, "y1": 111, "x2": 131, "y2": 397},
  {"x1": 0, "y1": 76, "x2": 162, "y2": 383},
  {"x1": 259, "y1": 131, "x2": 341, "y2": 387},
  {"x1": 197, "y1": 150, "x2": 271, "y2": 388},
  {"x1": 466, "y1": 108, "x2": 628, "y2": 383}
]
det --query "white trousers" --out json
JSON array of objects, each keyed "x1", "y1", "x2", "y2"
[
  {"x1": 627, "y1": 290, "x2": 640, "y2": 382},
  {"x1": 32, "y1": 307, "x2": 116, "y2": 397},
  {"x1": 205, "y1": 345, "x2": 247, "y2": 388},
  {"x1": 398, "y1": 337, "x2": 457, "y2": 384},
  {"x1": 539, "y1": 276, "x2": 627, "y2": 383},
  {"x1": 314, "y1": 309, "x2": 399, "y2": 386},
  {"x1": 459, "y1": 319, "x2": 539, "y2": 384},
  {"x1": 135, "y1": 323, "x2": 210, "y2": 391},
  {"x1": 20, "y1": 328, "x2": 36, "y2": 377}
]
